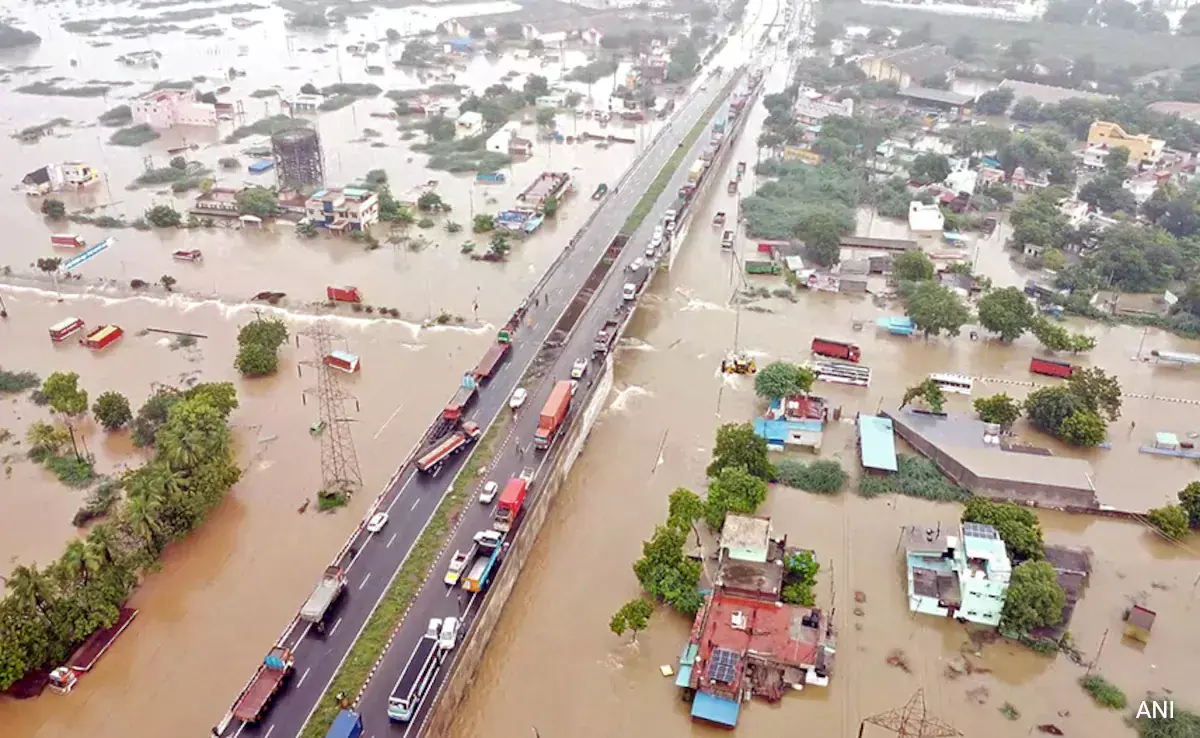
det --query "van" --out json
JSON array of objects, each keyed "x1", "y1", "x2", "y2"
[
  {"x1": 622, "y1": 283, "x2": 637, "y2": 300},
  {"x1": 645, "y1": 244, "x2": 657, "y2": 258}
]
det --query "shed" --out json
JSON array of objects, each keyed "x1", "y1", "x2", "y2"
[
  {"x1": 1124, "y1": 604, "x2": 1156, "y2": 643},
  {"x1": 858, "y1": 414, "x2": 898, "y2": 472}
]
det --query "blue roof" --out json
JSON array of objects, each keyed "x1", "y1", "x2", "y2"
[
  {"x1": 859, "y1": 415, "x2": 898, "y2": 472},
  {"x1": 326, "y1": 710, "x2": 361, "y2": 738},
  {"x1": 248, "y1": 160, "x2": 274, "y2": 172},
  {"x1": 691, "y1": 691, "x2": 741, "y2": 726},
  {"x1": 753, "y1": 417, "x2": 789, "y2": 444},
  {"x1": 675, "y1": 663, "x2": 693, "y2": 688}
]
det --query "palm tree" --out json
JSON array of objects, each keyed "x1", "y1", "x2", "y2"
[
  {"x1": 61, "y1": 539, "x2": 102, "y2": 587},
  {"x1": 124, "y1": 480, "x2": 164, "y2": 551},
  {"x1": 86, "y1": 523, "x2": 122, "y2": 567},
  {"x1": 3, "y1": 564, "x2": 55, "y2": 622}
]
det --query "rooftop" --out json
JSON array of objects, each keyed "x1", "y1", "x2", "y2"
[
  {"x1": 692, "y1": 593, "x2": 823, "y2": 678},
  {"x1": 1043, "y1": 544, "x2": 1093, "y2": 576},
  {"x1": 715, "y1": 558, "x2": 783, "y2": 600},
  {"x1": 952, "y1": 446, "x2": 1097, "y2": 495},
  {"x1": 998, "y1": 79, "x2": 1112, "y2": 106},
  {"x1": 904, "y1": 524, "x2": 954, "y2": 555},
  {"x1": 720, "y1": 514, "x2": 772, "y2": 563},
  {"x1": 858, "y1": 414, "x2": 898, "y2": 472},
  {"x1": 873, "y1": 44, "x2": 958, "y2": 82},
  {"x1": 898, "y1": 86, "x2": 974, "y2": 107},
  {"x1": 1127, "y1": 604, "x2": 1156, "y2": 630}
]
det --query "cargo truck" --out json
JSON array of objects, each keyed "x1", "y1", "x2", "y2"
[
  {"x1": 463, "y1": 530, "x2": 504, "y2": 592},
  {"x1": 593, "y1": 319, "x2": 620, "y2": 356},
  {"x1": 233, "y1": 647, "x2": 294, "y2": 723},
  {"x1": 1029, "y1": 357, "x2": 1075, "y2": 378},
  {"x1": 493, "y1": 469, "x2": 533, "y2": 533},
  {"x1": 387, "y1": 619, "x2": 446, "y2": 722},
  {"x1": 416, "y1": 421, "x2": 481, "y2": 474},
  {"x1": 472, "y1": 330, "x2": 512, "y2": 381},
  {"x1": 534, "y1": 380, "x2": 573, "y2": 450},
  {"x1": 326, "y1": 286, "x2": 362, "y2": 303},
  {"x1": 300, "y1": 565, "x2": 347, "y2": 631},
  {"x1": 326, "y1": 710, "x2": 363, "y2": 738},
  {"x1": 687, "y1": 160, "x2": 705, "y2": 185},
  {"x1": 50, "y1": 234, "x2": 86, "y2": 248},
  {"x1": 811, "y1": 337, "x2": 861, "y2": 363},
  {"x1": 443, "y1": 374, "x2": 478, "y2": 422}
]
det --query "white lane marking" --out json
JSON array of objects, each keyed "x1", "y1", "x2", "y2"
[
  {"x1": 293, "y1": 622, "x2": 312, "y2": 648},
  {"x1": 359, "y1": 572, "x2": 372, "y2": 590},
  {"x1": 382, "y1": 473, "x2": 417, "y2": 517},
  {"x1": 410, "y1": 498, "x2": 420, "y2": 511},
  {"x1": 372, "y1": 402, "x2": 405, "y2": 440},
  {"x1": 297, "y1": 667, "x2": 311, "y2": 688},
  {"x1": 232, "y1": 722, "x2": 246, "y2": 738},
  {"x1": 387, "y1": 532, "x2": 397, "y2": 548},
  {"x1": 445, "y1": 584, "x2": 456, "y2": 598},
  {"x1": 264, "y1": 725, "x2": 275, "y2": 738},
  {"x1": 330, "y1": 617, "x2": 343, "y2": 636}
]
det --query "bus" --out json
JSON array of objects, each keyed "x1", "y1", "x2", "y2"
[
  {"x1": 387, "y1": 619, "x2": 446, "y2": 722},
  {"x1": 928, "y1": 373, "x2": 973, "y2": 395}
]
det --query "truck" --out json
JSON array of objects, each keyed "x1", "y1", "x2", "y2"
[
  {"x1": 727, "y1": 179, "x2": 738, "y2": 194},
  {"x1": 1029, "y1": 356, "x2": 1075, "y2": 378},
  {"x1": 687, "y1": 160, "x2": 706, "y2": 185},
  {"x1": 300, "y1": 565, "x2": 347, "y2": 629},
  {"x1": 416, "y1": 421, "x2": 481, "y2": 474},
  {"x1": 387, "y1": 620, "x2": 445, "y2": 722},
  {"x1": 736, "y1": 161, "x2": 747, "y2": 179},
  {"x1": 325, "y1": 710, "x2": 363, "y2": 738},
  {"x1": 463, "y1": 530, "x2": 504, "y2": 592},
  {"x1": 534, "y1": 380, "x2": 573, "y2": 450},
  {"x1": 713, "y1": 117, "x2": 726, "y2": 134},
  {"x1": 493, "y1": 469, "x2": 532, "y2": 533},
  {"x1": 50, "y1": 234, "x2": 86, "y2": 248},
  {"x1": 443, "y1": 374, "x2": 478, "y2": 422},
  {"x1": 232, "y1": 647, "x2": 294, "y2": 723},
  {"x1": 811, "y1": 337, "x2": 861, "y2": 363},
  {"x1": 472, "y1": 330, "x2": 512, "y2": 381},
  {"x1": 326, "y1": 286, "x2": 362, "y2": 303},
  {"x1": 593, "y1": 319, "x2": 620, "y2": 356}
]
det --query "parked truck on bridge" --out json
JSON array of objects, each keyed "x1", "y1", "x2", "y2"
[
  {"x1": 416, "y1": 421, "x2": 481, "y2": 474},
  {"x1": 463, "y1": 530, "x2": 504, "y2": 592},
  {"x1": 232, "y1": 647, "x2": 294, "y2": 723},
  {"x1": 300, "y1": 565, "x2": 347, "y2": 630},
  {"x1": 472, "y1": 330, "x2": 512, "y2": 381},
  {"x1": 443, "y1": 374, "x2": 478, "y2": 422},
  {"x1": 387, "y1": 619, "x2": 446, "y2": 722},
  {"x1": 593, "y1": 319, "x2": 620, "y2": 356},
  {"x1": 493, "y1": 469, "x2": 533, "y2": 533},
  {"x1": 811, "y1": 337, "x2": 861, "y2": 363},
  {"x1": 534, "y1": 380, "x2": 573, "y2": 450}
]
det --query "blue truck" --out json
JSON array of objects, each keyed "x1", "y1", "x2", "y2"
[{"x1": 325, "y1": 710, "x2": 363, "y2": 738}]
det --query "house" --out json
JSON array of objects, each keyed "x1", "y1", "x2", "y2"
[
  {"x1": 719, "y1": 514, "x2": 773, "y2": 564},
  {"x1": 455, "y1": 111, "x2": 484, "y2": 138},
  {"x1": 59, "y1": 162, "x2": 100, "y2": 189},
  {"x1": 908, "y1": 201, "x2": 944, "y2": 232},
  {"x1": 1124, "y1": 172, "x2": 1169, "y2": 204},
  {"x1": 904, "y1": 522, "x2": 1012, "y2": 627},
  {"x1": 192, "y1": 187, "x2": 244, "y2": 216},
  {"x1": 793, "y1": 97, "x2": 854, "y2": 126},
  {"x1": 1087, "y1": 121, "x2": 1165, "y2": 166},
  {"x1": 508, "y1": 136, "x2": 533, "y2": 156},
  {"x1": 22, "y1": 166, "x2": 60, "y2": 196},
  {"x1": 132, "y1": 88, "x2": 217, "y2": 128},
  {"x1": 284, "y1": 94, "x2": 322, "y2": 112},
  {"x1": 486, "y1": 121, "x2": 520, "y2": 153},
  {"x1": 304, "y1": 187, "x2": 379, "y2": 232},
  {"x1": 437, "y1": 18, "x2": 469, "y2": 37},
  {"x1": 857, "y1": 45, "x2": 958, "y2": 89},
  {"x1": 1076, "y1": 145, "x2": 1109, "y2": 170},
  {"x1": 1124, "y1": 604, "x2": 1156, "y2": 643}
]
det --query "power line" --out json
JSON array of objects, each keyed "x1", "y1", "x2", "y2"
[
  {"x1": 858, "y1": 689, "x2": 961, "y2": 738},
  {"x1": 301, "y1": 322, "x2": 363, "y2": 499}
]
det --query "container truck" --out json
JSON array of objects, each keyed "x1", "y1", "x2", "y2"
[
  {"x1": 534, "y1": 380, "x2": 573, "y2": 450},
  {"x1": 593, "y1": 319, "x2": 620, "y2": 356},
  {"x1": 387, "y1": 620, "x2": 445, "y2": 722},
  {"x1": 1029, "y1": 357, "x2": 1075, "y2": 378},
  {"x1": 687, "y1": 160, "x2": 705, "y2": 185},
  {"x1": 443, "y1": 374, "x2": 478, "y2": 422},
  {"x1": 50, "y1": 234, "x2": 86, "y2": 248},
  {"x1": 463, "y1": 530, "x2": 504, "y2": 592},
  {"x1": 300, "y1": 566, "x2": 347, "y2": 630},
  {"x1": 493, "y1": 469, "x2": 533, "y2": 533},
  {"x1": 232, "y1": 647, "x2": 294, "y2": 723},
  {"x1": 472, "y1": 330, "x2": 512, "y2": 381},
  {"x1": 416, "y1": 421, "x2": 481, "y2": 474},
  {"x1": 811, "y1": 337, "x2": 861, "y2": 363},
  {"x1": 326, "y1": 710, "x2": 363, "y2": 738},
  {"x1": 326, "y1": 286, "x2": 362, "y2": 303}
]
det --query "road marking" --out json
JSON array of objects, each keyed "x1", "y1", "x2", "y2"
[
  {"x1": 445, "y1": 584, "x2": 456, "y2": 598},
  {"x1": 387, "y1": 532, "x2": 397, "y2": 548},
  {"x1": 231, "y1": 722, "x2": 245, "y2": 738},
  {"x1": 382, "y1": 472, "x2": 417, "y2": 517},
  {"x1": 359, "y1": 572, "x2": 372, "y2": 590},
  {"x1": 297, "y1": 667, "x2": 311, "y2": 687},
  {"x1": 293, "y1": 622, "x2": 312, "y2": 649},
  {"x1": 330, "y1": 617, "x2": 343, "y2": 635},
  {"x1": 372, "y1": 402, "x2": 405, "y2": 440},
  {"x1": 264, "y1": 725, "x2": 275, "y2": 738},
  {"x1": 411, "y1": 498, "x2": 420, "y2": 511}
]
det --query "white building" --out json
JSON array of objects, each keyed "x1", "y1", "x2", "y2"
[
  {"x1": 908, "y1": 201, "x2": 944, "y2": 232},
  {"x1": 304, "y1": 187, "x2": 380, "y2": 232},
  {"x1": 132, "y1": 89, "x2": 218, "y2": 129},
  {"x1": 486, "y1": 121, "x2": 520, "y2": 153},
  {"x1": 455, "y1": 111, "x2": 484, "y2": 138}
]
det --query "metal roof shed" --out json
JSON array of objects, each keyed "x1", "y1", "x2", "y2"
[{"x1": 858, "y1": 414, "x2": 898, "y2": 472}]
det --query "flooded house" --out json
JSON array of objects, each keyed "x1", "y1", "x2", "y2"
[
  {"x1": 303, "y1": 187, "x2": 380, "y2": 232},
  {"x1": 904, "y1": 522, "x2": 1012, "y2": 627},
  {"x1": 132, "y1": 88, "x2": 218, "y2": 129}
]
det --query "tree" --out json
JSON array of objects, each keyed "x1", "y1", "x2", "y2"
[
  {"x1": 238, "y1": 318, "x2": 288, "y2": 350},
  {"x1": 42, "y1": 372, "x2": 89, "y2": 459},
  {"x1": 977, "y1": 286, "x2": 1035, "y2": 341},
  {"x1": 417, "y1": 191, "x2": 446, "y2": 212},
  {"x1": 5, "y1": 564, "x2": 55, "y2": 622},
  {"x1": 1008, "y1": 38, "x2": 1036, "y2": 65},
  {"x1": 536, "y1": 107, "x2": 556, "y2": 127},
  {"x1": 1182, "y1": 4, "x2": 1200, "y2": 36},
  {"x1": 754, "y1": 361, "x2": 814, "y2": 401},
  {"x1": 1010, "y1": 96, "x2": 1042, "y2": 122},
  {"x1": 169, "y1": 155, "x2": 187, "y2": 170},
  {"x1": 667, "y1": 487, "x2": 705, "y2": 543},
  {"x1": 1059, "y1": 409, "x2": 1106, "y2": 446},
  {"x1": 974, "y1": 88, "x2": 1014, "y2": 116},
  {"x1": 144, "y1": 204, "x2": 182, "y2": 228},
  {"x1": 906, "y1": 281, "x2": 972, "y2": 338},
  {"x1": 781, "y1": 551, "x2": 820, "y2": 605},
  {"x1": 36, "y1": 257, "x2": 62, "y2": 273},
  {"x1": 950, "y1": 34, "x2": 978, "y2": 60},
  {"x1": 892, "y1": 250, "x2": 934, "y2": 282},
  {"x1": 974, "y1": 393, "x2": 1022, "y2": 428},
  {"x1": 26, "y1": 420, "x2": 69, "y2": 455},
  {"x1": 41, "y1": 198, "x2": 66, "y2": 218},
  {"x1": 1001, "y1": 560, "x2": 1066, "y2": 634},
  {"x1": 1067, "y1": 367, "x2": 1122, "y2": 421},
  {"x1": 523, "y1": 73, "x2": 549, "y2": 101},
  {"x1": 1177, "y1": 481, "x2": 1200, "y2": 529},
  {"x1": 300, "y1": 82, "x2": 319, "y2": 95},
  {"x1": 706, "y1": 423, "x2": 774, "y2": 481},
  {"x1": 488, "y1": 230, "x2": 510, "y2": 259},
  {"x1": 798, "y1": 211, "x2": 845, "y2": 267},
  {"x1": 1031, "y1": 318, "x2": 1072, "y2": 351},
  {"x1": 473, "y1": 214, "x2": 495, "y2": 233},
  {"x1": 632, "y1": 524, "x2": 703, "y2": 615},
  {"x1": 235, "y1": 341, "x2": 278, "y2": 377},
  {"x1": 1105, "y1": 145, "x2": 1130, "y2": 176},
  {"x1": 900, "y1": 379, "x2": 946, "y2": 413},
  {"x1": 867, "y1": 26, "x2": 893, "y2": 44},
  {"x1": 609, "y1": 598, "x2": 653, "y2": 641},
  {"x1": 542, "y1": 194, "x2": 558, "y2": 218},
  {"x1": 131, "y1": 389, "x2": 182, "y2": 447},
  {"x1": 236, "y1": 187, "x2": 278, "y2": 218},
  {"x1": 910, "y1": 152, "x2": 952, "y2": 184},
  {"x1": 1079, "y1": 175, "x2": 1136, "y2": 215},
  {"x1": 1024, "y1": 385, "x2": 1085, "y2": 437},
  {"x1": 704, "y1": 465, "x2": 768, "y2": 530},
  {"x1": 964, "y1": 498, "x2": 1045, "y2": 561},
  {"x1": 1146, "y1": 505, "x2": 1190, "y2": 541},
  {"x1": 160, "y1": 274, "x2": 176, "y2": 292},
  {"x1": 92, "y1": 391, "x2": 132, "y2": 431}
]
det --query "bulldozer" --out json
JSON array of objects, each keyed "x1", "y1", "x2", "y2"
[{"x1": 721, "y1": 352, "x2": 756, "y2": 374}]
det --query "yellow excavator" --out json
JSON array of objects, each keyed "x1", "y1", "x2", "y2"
[{"x1": 721, "y1": 352, "x2": 756, "y2": 374}]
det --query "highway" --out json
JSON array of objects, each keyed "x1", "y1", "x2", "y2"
[{"x1": 216, "y1": 11, "x2": 778, "y2": 736}]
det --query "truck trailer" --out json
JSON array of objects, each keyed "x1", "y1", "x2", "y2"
[
  {"x1": 416, "y1": 421, "x2": 482, "y2": 474},
  {"x1": 300, "y1": 565, "x2": 347, "y2": 630},
  {"x1": 387, "y1": 623, "x2": 445, "y2": 722},
  {"x1": 593, "y1": 319, "x2": 620, "y2": 356},
  {"x1": 443, "y1": 374, "x2": 478, "y2": 422},
  {"x1": 325, "y1": 710, "x2": 363, "y2": 738},
  {"x1": 493, "y1": 469, "x2": 533, "y2": 533},
  {"x1": 811, "y1": 337, "x2": 861, "y2": 363},
  {"x1": 232, "y1": 647, "x2": 294, "y2": 723},
  {"x1": 534, "y1": 380, "x2": 573, "y2": 450},
  {"x1": 463, "y1": 531, "x2": 504, "y2": 593},
  {"x1": 1029, "y1": 356, "x2": 1075, "y2": 378},
  {"x1": 472, "y1": 331, "x2": 512, "y2": 381}
]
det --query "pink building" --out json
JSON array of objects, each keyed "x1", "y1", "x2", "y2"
[{"x1": 132, "y1": 89, "x2": 218, "y2": 129}]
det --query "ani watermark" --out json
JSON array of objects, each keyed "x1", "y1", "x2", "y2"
[{"x1": 1136, "y1": 700, "x2": 1176, "y2": 720}]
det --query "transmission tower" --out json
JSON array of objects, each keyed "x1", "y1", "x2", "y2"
[
  {"x1": 858, "y1": 689, "x2": 962, "y2": 738},
  {"x1": 301, "y1": 322, "x2": 362, "y2": 498}
]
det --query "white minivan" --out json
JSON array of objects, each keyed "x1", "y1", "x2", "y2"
[{"x1": 622, "y1": 283, "x2": 637, "y2": 300}]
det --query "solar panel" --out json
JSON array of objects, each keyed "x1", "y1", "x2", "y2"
[
  {"x1": 963, "y1": 522, "x2": 999, "y2": 540},
  {"x1": 706, "y1": 648, "x2": 739, "y2": 684}
]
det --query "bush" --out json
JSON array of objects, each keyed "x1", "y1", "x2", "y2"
[
  {"x1": 317, "y1": 491, "x2": 350, "y2": 511},
  {"x1": 145, "y1": 205, "x2": 182, "y2": 228},
  {"x1": 92, "y1": 391, "x2": 133, "y2": 430},
  {"x1": 0, "y1": 368, "x2": 40, "y2": 393},
  {"x1": 235, "y1": 341, "x2": 278, "y2": 377},
  {"x1": 72, "y1": 480, "x2": 120, "y2": 527},
  {"x1": 1079, "y1": 674, "x2": 1126, "y2": 709},
  {"x1": 109, "y1": 123, "x2": 160, "y2": 146},
  {"x1": 46, "y1": 455, "x2": 97, "y2": 488},
  {"x1": 775, "y1": 459, "x2": 847, "y2": 494},
  {"x1": 856, "y1": 455, "x2": 971, "y2": 502},
  {"x1": 1146, "y1": 505, "x2": 1190, "y2": 540}
]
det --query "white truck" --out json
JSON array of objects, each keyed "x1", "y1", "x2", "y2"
[{"x1": 300, "y1": 565, "x2": 347, "y2": 631}]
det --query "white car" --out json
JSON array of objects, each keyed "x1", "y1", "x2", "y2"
[
  {"x1": 651, "y1": 226, "x2": 664, "y2": 246},
  {"x1": 509, "y1": 388, "x2": 527, "y2": 409},
  {"x1": 480, "y1": 480, "x2": 499, "y2": 504},
  {"x1": 474, "y1": 529, "x2": 503, "y2": 547},
  {"x1": 366, "y1": 512, "x2": 389, "y2": 533},
  {"x1": 444, "y1": 550, "x2": 469, "y2": 585},
  {"x1": 426, "y1": 617, "x2": 443, "y2": 639},
  {"x1": 645, "y1": 244, "x2": 657, "y2": 258},
  {"x1": 628, "y1": 257, "x2": 644, "y2": 272},
  {"x1": 571, "y1": 358, "x2": 588, "y2": 379},
  {"x1": 438, "y1": 616, "x2": 460, "y2": 650},
  {"x1": 569, "y1": 380, "x2": 579, "y2": 396}
]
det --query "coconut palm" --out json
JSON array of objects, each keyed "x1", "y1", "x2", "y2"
[
  {"x1": 86, "y1": 523, "x2": 123, "y2": 567},
  {"x1": 60, "y1": 539, "x2": 102, "y2": 587},
  {"x1": 123, "y1": 490, "x2": 163, "y2": 550},
  {"x1": 3, "y1": 564, "x2": 55, "y2": 622}
]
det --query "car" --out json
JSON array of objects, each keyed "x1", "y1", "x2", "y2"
[
  {"x1": 699, "y1": 83, "x2": 708, "y2": 91},
  {"x1": 645, "y1": 245, "x2": 656, "y2": 258},
  {"x1": 652, "y1": 226, "x2": 664, "y2": 244},
  {"x1": 571, "y1": 358, "x2": 588, "y2": 379},
  {"x1": 628, "y1": 257, "x2": 644, "y2": 272},
  {"x1": 426, "y1": 617, "x2": 443, "y2": 639},
  {"x1": 474, "y1": 529, "x2": 503, "y2": 547},
  {"x1": 438, "y1": 616, "x2": 460, "y2": 650},
  {"x1": 480, "y1": 480, "x2": 499, "y2": 504},
  {"x1": 444, "y1": 550, "x2": 469, "y2": 585},
  {"x1": 569, "y1": 379, "x2": 579, "y2": 396},
  {"x1": 509, "y1": 387, "x2": 527, "y2": 409},
  {"x1": 366, "y1": 512, "x2": 389, "y2": 533}
]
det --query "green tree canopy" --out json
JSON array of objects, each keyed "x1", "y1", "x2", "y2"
[
  {"x1": 632, "y1": 524, "x2": 703, "y2": 615},
  {"x1": 900, "y1": 378, "x2": 946, "y2": 413},
  {"x1": 92, "y1": 391, "x2": 132, "y2": 431},
  {"x1": 704, "y1": 465, "x2": 768, "y2": 530},
  {"x1": 963, "y1": 498, "x2": 1044, "y2": 561},
  {"x1": 1067, "y1": 366, "x2": 1122, "y2": 421},
  {"x1": 706, "y1": 423, "x2": 774, "y2": 481},
  {"x1": 977, "y1": 286, "x2": 1035, "y2": 341},
  {"x1": 145, "y1": 204, "x2": 182, "y2": 228},
  {"x1": 235, "y1": 341, "x2": 278, "y2": 377},
  {"x1": 909, "y1": 152, "x2": 952, "y2": 185},
  {"x1": 892, "y1": 250, "x2": 935, "y2": 282},
  {"x1": 974, "y1": 88, "x2": 1013, "y2": 115},
  {"x1": 906, "y1": 281, "x2": 972, "y2": 338},
  {"x1": 1059, "y1": 409, "x2": 1106, "y2": 446},
  {"x1": 1147, "y1": 505, "x2": 1190, "y2": 540},
  {"x1": 43, "y1": 371, "x2": 89, "y2": 458},
  {"x1": 973, "y1": 393, "x2": 1022, "y2": 428},
  {"x1": 236, "y1": 187, "x2": 278, "y2": 218},
  {"x1": 754, "y1": 361, "x2": 814, "y2": 401},
  {"x1": 667, "y1": 487, "x2": 705, "y2": 537},
  {"x1": 1178, "y1": 481, "x2": 1200, "y2": 529},
  {"x1": 609, "y1": 598, "x2": 653, "y2": 641},
  {"x1": 1001, "y1": 560, "x2": 1066, "y2": 635}
]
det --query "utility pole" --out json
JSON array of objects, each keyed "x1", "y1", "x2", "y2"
[
  {"x1": 301, "y1": 323, "x2": 363, "y2": 500},
  {"x1": 1086, "y1": 628, "x2": 1109, "y2": 677}
]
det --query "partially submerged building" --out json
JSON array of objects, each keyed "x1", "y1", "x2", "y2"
[
  {"x1": 304, "y1": 187, "x2": 379, "y2": 232},
  {"x1": 132, "y1": 88, "x2": 217, "y2": 128},
  {"x1": 752, "y1": 395, "x2": 829, "y2": 452},
  {"x1": 857, "y1": 414, "x2": 898, "y2": 473},
  {"x1": 904, "y1": 522, "x2": 1012, "y2": 627},
  {"x1": 192, "y1": 187, "x2": 243, "y2": 217},
  {"x1": 22, "y1": 162, "x2": 100, "y2": 196}
]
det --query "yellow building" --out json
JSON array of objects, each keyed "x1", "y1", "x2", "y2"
[{"x1": 1087, "y1": 121, "x2": 1165, "y2": 165}]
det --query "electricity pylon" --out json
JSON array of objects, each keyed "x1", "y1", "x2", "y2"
[{"x1": 301, "y1": 322, "x2": 362, "y2": 498}]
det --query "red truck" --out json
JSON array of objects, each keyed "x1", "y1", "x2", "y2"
[
  {"x1": 326, "y1": 285, "x2": 363, "y2": 303},
  {"x1": 492, "y1": 468, "x2": 533, "y2": 533},
  {"x1": 416, "y1": 421, "x2": 481, "y2": 474},
  {"x1": 473, "y1": 330, "x2": 512, "y2": 381},
  {"x1": 233, "y1": 647, "x2": 294, "y2": 723},
  {"x1": 50, "y1": 234, "x2": 86, "y2": 248},
  {"x1": 534, "y1": 380, "x2": 572, "y2": 450},
  {"x1": 1029, "y1": 356, "x2": 1075, "y2": 378},
  {"x1": 812, "y1": 337, "x2": 861, "y2": 363},
  {"x1": 443, "y1": 374, "x2": 478, "y2": 422}
]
